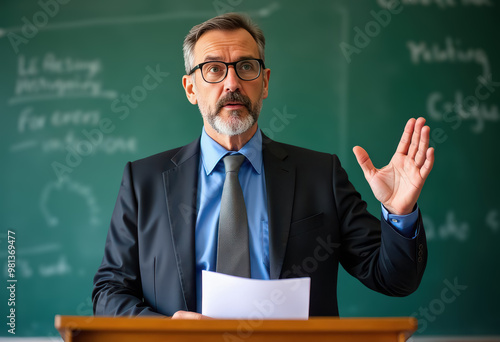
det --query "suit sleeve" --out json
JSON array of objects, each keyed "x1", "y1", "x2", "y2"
[
  {"x1": 92, "y1": 162, "x2": 164, "y2": 316},
  {"x1": 332, "y1": 155, "x2": 427, "y2": 296}
]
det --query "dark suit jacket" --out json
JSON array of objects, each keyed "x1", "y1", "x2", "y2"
[{"x1": 92, "y1": 134, "x2": 427, "y2": 317}]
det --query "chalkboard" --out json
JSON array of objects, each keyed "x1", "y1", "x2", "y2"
[{"x1": 1, "y1": 0, "x2": 499, "y2": 338}]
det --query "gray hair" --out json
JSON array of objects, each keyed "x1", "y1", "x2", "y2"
[{"x1": 182, "y1": 13, "x2": 266, "y2": 75}]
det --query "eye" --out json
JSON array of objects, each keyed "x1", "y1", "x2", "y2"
[
  {"x1": 208, "y1": 65, "x2": 221, "y2": 73},
  {"x1": 239, "y1": 62, "x2": 254, "y2": 71},
  {"x1": 203, "y1": 62, "x2": 225, "y2": 75}
]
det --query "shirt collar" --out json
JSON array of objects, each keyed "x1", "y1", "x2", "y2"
[{"x1": 200, "y1": 127, "x2": 263, "y2": 176}]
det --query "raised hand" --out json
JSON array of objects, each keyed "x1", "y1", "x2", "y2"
[{"x1": 353, "y1": 117, "x2": 435, "y2": 215}]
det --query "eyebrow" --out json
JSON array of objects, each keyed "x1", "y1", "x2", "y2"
[
  {"x1": 202, "y1": 55, "x2": 258, "y2": 63},
  {"x1": 203, "y1": 55, "x2": 223, "y2": 62}
]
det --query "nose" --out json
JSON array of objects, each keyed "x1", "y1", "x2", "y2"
[{"x1": 223, "y1": 65, "x2": 241, "y2": 92}]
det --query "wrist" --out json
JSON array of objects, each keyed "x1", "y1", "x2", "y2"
[{"x1": 383, "y1": 203, "x2": 417, "y2": 216}]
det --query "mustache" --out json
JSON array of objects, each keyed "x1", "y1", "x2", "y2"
[{"x1": 216, "y1": 92, "x2": 252, "y2": 113}]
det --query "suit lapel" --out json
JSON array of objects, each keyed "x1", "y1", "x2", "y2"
[
  {"x1": 262, "y1": 135, "x2": 295, "y2": 279},
  {"x1": 162, "y1": 138, "x2": 200, "y2": 312}
]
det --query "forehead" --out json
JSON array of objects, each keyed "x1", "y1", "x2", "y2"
[{"x1": 193, "y1": 28, "x2": 260, "y2": 63}]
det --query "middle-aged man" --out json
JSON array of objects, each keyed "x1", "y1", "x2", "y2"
[{"x1": 93, "y1": 13, "x2": 434, "y2": 319}]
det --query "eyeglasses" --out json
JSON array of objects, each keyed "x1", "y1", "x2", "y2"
[{"x1": 188, "y1": 59, "x2": 265, "y2": 83}]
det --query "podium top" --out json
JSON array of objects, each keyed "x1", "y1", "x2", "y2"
[{"x1": 55, "y1": 315, "x2": 417, "y2": 342}]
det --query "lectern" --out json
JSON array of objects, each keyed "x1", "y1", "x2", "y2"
[{"x1": 55, "y1": 315, "x2": 417, "y2": 342}]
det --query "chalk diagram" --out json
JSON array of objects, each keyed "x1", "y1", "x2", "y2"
[{"x1": 40, "y1": 176, "x2": 100, "y2": 227}]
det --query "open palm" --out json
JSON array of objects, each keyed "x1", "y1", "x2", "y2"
[{"x1": 353, "y1": 117, "x2": 435, "y2": 215}]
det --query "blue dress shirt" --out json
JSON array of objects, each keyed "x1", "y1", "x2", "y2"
[
  {"x1": 195, "y1": 128, "x2": 269, "y2": 312},
  {"x1": 195, "y1": 127, "x2": 418, "y2": 312}
]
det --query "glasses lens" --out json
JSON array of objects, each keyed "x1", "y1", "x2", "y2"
[
  {"x1": 200, "y1": 60, "x2": 261, "y2": 83},
  {"x1": 236, "y1": 60, "x2": 260, "y2": 80},
  {"x1": 202, "y1": 62, "x2": 226, "y2": 83}
]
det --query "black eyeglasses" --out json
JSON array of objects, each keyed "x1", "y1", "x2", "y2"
[{"x1": 188, "y1": 58, "x2": 265, "y2": 83}]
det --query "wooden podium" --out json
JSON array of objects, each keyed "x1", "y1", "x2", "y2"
[{"x1": 55, "y1": 315, "x2": 417, "y2": 342}]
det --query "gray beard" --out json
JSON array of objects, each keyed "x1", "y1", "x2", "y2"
[
  {"x1": 202, "y1": 95, "x2": 262, "y2": 136},
  {"x1": 209, "y1": 109, "x2": 258, "y2": 136}
]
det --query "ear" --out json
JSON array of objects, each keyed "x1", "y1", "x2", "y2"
[
  {"x1": 262, "y1": 68, "x2": 270, "y2": 99},
  {"x1": 182, "y1": 74, "x2": 198, "y2": 105}
]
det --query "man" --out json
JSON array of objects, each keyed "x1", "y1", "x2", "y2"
[{"x1": 93, "y1": 13, "x2": 434, "y2": 319}]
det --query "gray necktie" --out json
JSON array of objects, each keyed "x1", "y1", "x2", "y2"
[{"x1": 216, "y1": 154, "x2": 251, "y2": 278}]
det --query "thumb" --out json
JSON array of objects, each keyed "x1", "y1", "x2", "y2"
[{"x1": 353, "y1": 146, "x2": 376, "y2": 180}]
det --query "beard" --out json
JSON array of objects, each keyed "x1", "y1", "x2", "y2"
[{"x1": 199, "y1": 91, "x2": 262, "y2": 136}]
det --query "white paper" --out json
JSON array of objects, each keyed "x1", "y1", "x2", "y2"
[{"x1": 202, "y1": 270, "x2": 310, "y2": 319}]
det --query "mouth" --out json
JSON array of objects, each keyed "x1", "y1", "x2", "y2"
[{"x1": 223, "y1": 102, "x2": 245, "y2": 109}]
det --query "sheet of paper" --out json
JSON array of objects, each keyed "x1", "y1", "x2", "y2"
[{"x1": 202, "y1": 270, "x2": 310, "y2": 319}]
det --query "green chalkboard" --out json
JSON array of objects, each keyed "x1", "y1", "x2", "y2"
[{"x1": 1, "y1": 0, "x2": 499, "y2": 338}]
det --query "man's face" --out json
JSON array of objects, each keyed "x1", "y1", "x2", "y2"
[{"x1": 183, "y1": 28, "x2": 270, "y2": 137}]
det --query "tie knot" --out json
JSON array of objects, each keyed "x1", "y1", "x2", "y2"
[{"x1": 223, "y1": 154, "x2": 245, "y2": 173}]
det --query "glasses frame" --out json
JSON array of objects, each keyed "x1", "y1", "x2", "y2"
[{"x1": 188, "y1": 58, "x2": 266, "y2": 84}]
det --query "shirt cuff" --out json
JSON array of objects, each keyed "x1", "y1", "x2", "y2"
[{"x1": 381, "y1": 204, "x2": 419, "y2": 239}]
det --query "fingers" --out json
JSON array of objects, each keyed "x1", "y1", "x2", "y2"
[
  {"x1": 407, "y1": 117, "x2": 426, "y2": 160},
  {"x1": 414, "y1": 125, "x2": 430, "y2": 168},
  {"x1": 353, "y1": 146, "x2": 376, "y2": 180},
  {"x1": 171, "y1": 310, "x2": 213, "y2": 320},
  {"x1": 396, "y1": 118, "x2": 416, "y2": 155},
  {"x1": 396, "y1": 117, "x2": 431, "y2": 167},
  {"x1": 420, "y1": 147, "x2": 435, "y2": 180}
]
